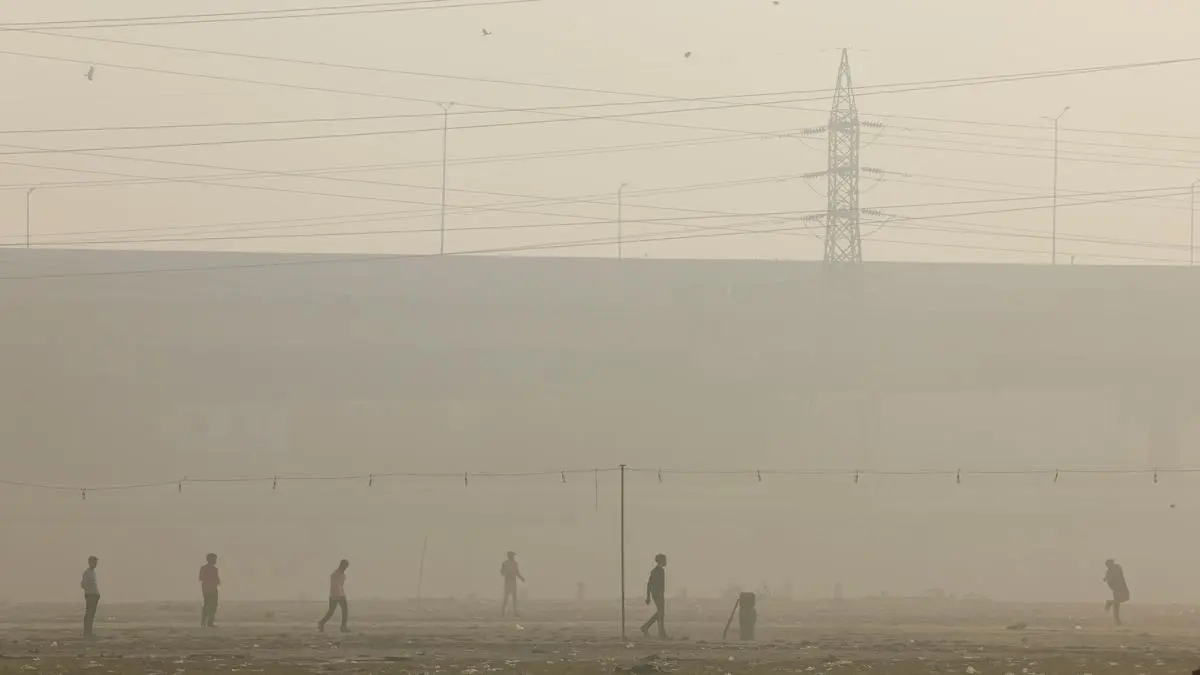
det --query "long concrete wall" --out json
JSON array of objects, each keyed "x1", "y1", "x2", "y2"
[
  {"x1": 2, "y1": 251, "x2": 1200, "y2": 602},
  {"x1": 2, "y1": 250, "x2": 1197, "y2": 477}
]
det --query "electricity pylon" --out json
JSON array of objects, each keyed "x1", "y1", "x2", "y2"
[{"x1": 824, "y1": 48, "x2": 861, "y2": 264}]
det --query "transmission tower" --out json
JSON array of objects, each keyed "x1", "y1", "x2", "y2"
[{"x1": 824, "y1": 48, "x2": 861, "y2": 264}]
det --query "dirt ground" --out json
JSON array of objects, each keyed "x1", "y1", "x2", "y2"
[{"x1": 0, "y1": 599, "x2": 1197, "y2": 674}]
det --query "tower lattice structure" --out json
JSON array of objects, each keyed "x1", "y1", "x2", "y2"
[{"x1": 824, "y1": 48, "x2": 861, "y2": 264}]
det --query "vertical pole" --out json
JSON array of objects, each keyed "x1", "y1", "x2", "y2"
[
  {"x1": 617, "y1": 183, "x2": 628, "y2": 261},
  {"x1": 439, "y1": 103, "x2": 452, "y2": 256},
  {"x1": 617, "y1": 189, "x2": 623, "y2": 260},
  {"x1": 417, "y1": 533, "x2": 428, "y2": 609},
  {"x1": 619, "y1": 463, "x2": 627, "y2": 640},
  {"x1": 25, "y1": 187, "x2": 35, "y2": 249},
  {"x1": 1046, "y1": 106, "x2": 1069, "y2": 265},
  {"x1": 1051, "y1": 118, "x2": 1058, "y2": 265},
  {"x1": 1191, "y1": 181, "x2": 1196, "y2": 267}
]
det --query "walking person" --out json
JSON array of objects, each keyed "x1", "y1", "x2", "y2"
[
  {"x1": 1103, "y1": 558, "x2": 1130, "y2": 626},
  {"x1": 500, "y1": 551, "x2": 525, "y2": 617},
  {"x1": 80, "y1": 556, "x2": 100, "y2": 638},
  {"x1": 318, "y1": 559, "x2": 349, "y2": 633},
  {"x1": 640, "y1": 554, "x2": 668, "y2": 639},
  {"x1": 199, "y1": 553, "x2": 221, "y2": 628}
]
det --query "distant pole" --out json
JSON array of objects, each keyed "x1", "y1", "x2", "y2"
[
  {"x1": 619, "y1": 463, "x2": 627, "y2": 640},
  {"x1": 417, "y1": 533, "x2": 429, "y2": 609},
  {"x1": 25, "y1": 187, "x2": 36, "y2": 248},
  {"x1": 439, "y1": 103, "x2": 454, "y2": 256},
  {"x1": 1045, "y1": 106, "x2": 1070, "y2": 265},
  {"x1": 617, "y1": 183, "x2": 629, "y2": 260},
  {"x1": 1191, "y1": 179, "x2": 1197, "y2": 266}
]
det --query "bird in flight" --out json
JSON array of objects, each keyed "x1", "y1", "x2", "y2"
[
  {"x1": 85, "y1": 66, "x2": 95, "y2": 81},
  {"x1": 683, "y1": 51, "x2": 692, "y2": 58},
  {"x1": 481, "y1": 28, "x2": 492, "y2": 36}
]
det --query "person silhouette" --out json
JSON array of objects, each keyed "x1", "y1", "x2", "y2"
[
  {"x1": 1103, "y1": 558, "x2": 1129, "y2": 626},
  {"x1": 318, "y1": 559, "x2": 350, "y2": 633},
  {"x1": 500, "y1": 551, "x2": 525, "y2": 617},
  {"x1": 199, "y1": 553, "x2": 220, "y2": 628},
  {"x1": 640, "y1": 554, "x2": 668, "y2": 639},
  {"x1": 80, "y1": 556, "x2": 100, "y2": 638}
]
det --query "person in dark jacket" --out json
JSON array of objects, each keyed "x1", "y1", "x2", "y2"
[
  {"x1": 1103, "y1": 558, "x2": 1129, "y2": 626},
  {"x1": 640, "y1": 554, "x2": 668, "y2": 639},
  {"x1": 199, "y1": 553, "x2": 221, "y2": 628}
]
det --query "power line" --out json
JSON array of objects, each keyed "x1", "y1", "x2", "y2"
[
  {"x1": 6, "y1": 75, "x2": 1200, "y2": 159},
  {"x1": 14, "y1": 186, "x2": 1190, "y2": 248},
  {"x1": 0, "y1": 468, "x2": 617, "y2": 496},
  {"x1": 851, "y1": 107, "x2": 1200, "y2": 143},
  {"x1": 0, "y1": 0, "x2": 538, "y2": 30},
  {"x1": 0, "y1": 125, "x2": 792, "y2": 196},
  {"x1": 0, "y1": 465, "x2": 1190, "y2": 496},
  {"x1": 2, "y1": 186, "x2": 1191, "y2": 280},
  {"x1": 28, "y1": 27, "x2": 1200, "y2": 131},
  {"x1": 4, "y1": 171, "x2": 815, "y2": 246},
  {"x1": 869, "y1": 139, "x2": 1200, "y2": 175},
  {"x1": 885, "y1": 123, "x2": 1200, "y2": 159},
  {"x1": 7, "y1": 38, "x2": 1200, "y2": 145},
  {"x1": 885, "y1": 174, "x2": 1189, "y2": 215}
]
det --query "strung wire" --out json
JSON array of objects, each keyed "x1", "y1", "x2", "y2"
[{"x1": 0, "y1": 466, "x2": 1189, "y2": 496}]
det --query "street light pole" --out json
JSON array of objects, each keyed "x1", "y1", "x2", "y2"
[
  {"x1": 25, "y1": 187, "x2": 36, "y2": 249},
  {"x1": 1191, "y1": 179, "x2": 1198, "y2": 266},
  {"x1": 617, "y1": 183, "x2": 629, "y2": 260},
  {"x1": 439, "y1": 102, "x2": 454, "y2": 256},
  {"x1": 1044, "y1": 106, "x2": 1071, "y2": 265}
]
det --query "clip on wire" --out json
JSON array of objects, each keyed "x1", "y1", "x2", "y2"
[
  {"x1": 854, "y1": 470, "x2": 860, "y2": 484},
  {"x1": 657, "y1": 469, "x2": 663, "y2": 483},
  {"x1": 81, "y1": 488, "x2": 87, "y2": 501},
  {"x1": 561, "y1": 471, "x2": 566, "y2": 484},
  {"x1": 272, "y1": 476, "x2": 278, "y2": 490},
  {"x1": 956, "y1": 469, "x2": 961, "y2": 484},
  {"x1": 368, "y1": 474, "x2": 374, "y2": 488},
  {"x1": 756, "y1": 470, "x2": 762, "y2": 483},
  {"x1": 464, "y1": 472, "x2": 469, "y2": 487},
  {"x1": 1153, "y1": 469, "x2": 1159, "y2": 484},
  {"x1": 1053, "y1": 469, "x2": 1059, "y2": 483}
]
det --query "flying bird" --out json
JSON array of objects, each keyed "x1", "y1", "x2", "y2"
[
  {"x1": 683, "y1": 51, "x2": 692, "y2": 58},
  {"x1": 481, "y1": 28, "x2": 492, "y2": 36},
  {"x1": 85, "y1": 66, "x2": 95, "y2": 81}
]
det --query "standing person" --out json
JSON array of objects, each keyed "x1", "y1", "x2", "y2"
[
  {"x1": 640, "y1": 554, "x2": 668, "y2": 639},
  {"x1": 318, "y1": 559, "x2": 349, "y2": 633},
  {"x1": 199, "y1": 553, "x2": 221, "y2": 628},
  {"x1": 500, "y1": 551, "x2": 525, "y2": 617},
  {"x1": 1103, "y1": 558, "x2": 1130, "y2": 626},
  {"x1": 80, "y1": 556, "x2": 100, "y2": 638}
]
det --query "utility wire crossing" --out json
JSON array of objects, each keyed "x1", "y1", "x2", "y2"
[{"x1": 1, "y1": 466, "x2": 1194, "y2": 497}]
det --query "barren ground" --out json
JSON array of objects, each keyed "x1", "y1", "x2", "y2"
[{"x1": 0, "y1": 599, "x2": 1197, "y2": 674}]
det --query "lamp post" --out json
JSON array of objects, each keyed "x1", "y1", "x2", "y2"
[
  {"x1": 439, "y1": 102, "x2": 454, "y2": 256},
  {"x1": 25, "y1": 187, "x2": 36, "y2": 248},
  {"x1": 617, "y1": 183, "x2": 629, "y2": 260},
  {"x1": 1042, "y1": 106, "x2": 1071, "y2": 265},
  {"x1": 1191, "y1": 179, "x2": 1198, "y2": 266}
]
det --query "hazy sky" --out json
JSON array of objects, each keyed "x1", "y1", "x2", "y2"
[{"x1": 1, "y1": 1, "x2": 1199, "y2": 264}]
